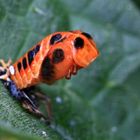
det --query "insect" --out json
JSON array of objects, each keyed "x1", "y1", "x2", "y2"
[{"x1": 0, "y1": 30, "x2": 99, "y2": 124}]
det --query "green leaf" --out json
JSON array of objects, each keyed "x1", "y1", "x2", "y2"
[
  {"x1": 0, "y1": 121, "x2": 41, "y2": 140},
  {"x1": 0, "y1": 0, "x2": 140, "y2": 140}
]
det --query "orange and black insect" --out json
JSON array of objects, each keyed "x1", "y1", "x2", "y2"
[{"x1": 0, "y1": 30, "x2": 99, "y2": 124}]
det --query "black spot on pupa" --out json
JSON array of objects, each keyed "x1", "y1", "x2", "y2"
[
  {"x1": 41, "y1": 57, "x2": 54, "y2": 80},
  {"x1": 22, "y1": 57, "x2": 27, "y2": 69},
  {"x1": 27, "y1": 45, "x2": 40, "y2": 65},
  {"x1": 34, "y1": 44, "x2": 40, "y2": 54},
  {"x1": 52, "y1": 48, "x2": 64, "y2": 64},
  {"x1": 17, "y1": 62, "x2": 22, "y2": 72},
  {"x1": 74, "y1": 37, "x2": 84, "y2": 49},
  {"x1": 28, "y1": 50, "x2": 34, "y2": 65},
  {"x1": 82, "y1": 32, "x2": 92, "y2": 39},
  {"x1": 50, "y1": 34, "x2": 62, "y2": 45}
]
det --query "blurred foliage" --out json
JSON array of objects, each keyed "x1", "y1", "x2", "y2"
[
  {"x1": 0, "y1": 0, "x2": 140, "y2": 140},
  {"x1": 132, "y1": 0, "x2": 140, "y2": 9}
]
